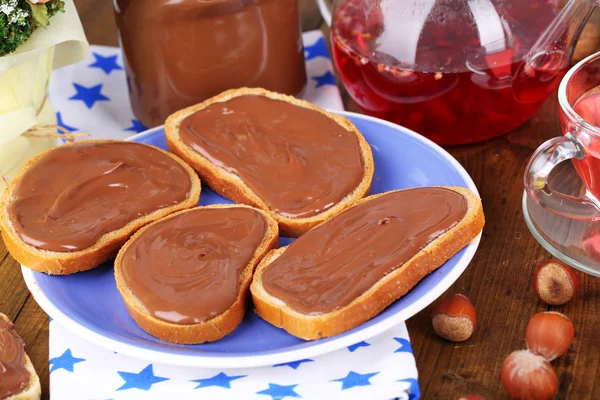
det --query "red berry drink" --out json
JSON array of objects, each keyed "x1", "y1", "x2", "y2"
[{"x1": 572, "y1": 88, "x2": 600, "y2": 199}]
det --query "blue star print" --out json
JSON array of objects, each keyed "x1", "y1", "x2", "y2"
[
  {"x1": 397, "y1": 378, "x2": 421, "y2": 400},
  {"x1": 69, "y1": 83, "x2": 110, "y2": 109},
  {"x1": 56, "y1": 112, "x2": 77, "y2": 132},
  {"x1": 331, "y1": 371, "x2": 379, "y2": 390},
  {"x1": 256, "y1": 383, "x2": 300, "y2": 400},
  {"x1": 116, "y1": 364, "x2": 169, "y2": 391},
  {"x1": 393, "y1": 337, "x2": 413, "y2": 353},
  {"x1": 312, "y1": 71, "x2": 337, "y2": 88},
  {"x1": 191, "y1": 372, "x2": 246, "y2": 389},
  {"x1": 124, "y1": 119, "x2": 147, "y2": 133},
  {"x1": 273, "y1": 359, "x2": 314, "y2": 369},
  {"x1": 304, "y1": 37, "x2": 329, "y2": 60},
  {"x1": 49, "y1": 349, "x2": 85, "y2": 373},
  {"x1": 347, "y1": 341, "x2": 370, "y2": 352},
  {"x1": 89, "y1": 52, "x2": 123, "y2": 75}
]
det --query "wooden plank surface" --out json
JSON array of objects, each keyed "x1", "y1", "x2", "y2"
[{"x1": 2, "y1": 0, "x2": 600, "y2": 398}]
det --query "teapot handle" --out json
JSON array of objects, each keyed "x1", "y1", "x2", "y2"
[{"x1": 523, "y1": 0, "x2": 596, "y2": 68}]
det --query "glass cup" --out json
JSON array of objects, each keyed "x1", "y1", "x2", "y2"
[{"x1": 525, "y1": 51, "x2": 600, "y2": 220}]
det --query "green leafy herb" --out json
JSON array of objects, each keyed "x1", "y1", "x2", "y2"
[
  {"x1": 45, "y1": 0, "x2": 63, "y2": 17},
  {"x1": 0, "y1": 0, "x2": 65, "y2": 57},
  {"x1": 27, "y1": 0, "x2": 49, "y2": 28}
]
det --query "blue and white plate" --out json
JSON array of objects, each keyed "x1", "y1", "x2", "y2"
[{"x1": 22, "y1": 112, "x2": 481, "y2": 368}]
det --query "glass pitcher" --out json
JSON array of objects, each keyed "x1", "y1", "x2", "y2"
[{"x1": 331, "y1": 0, "x2": 598, "y2": 145}]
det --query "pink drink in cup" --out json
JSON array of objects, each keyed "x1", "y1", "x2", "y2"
[{"x1": 526, "y1": 51, "x2": 600, "y2": 220}]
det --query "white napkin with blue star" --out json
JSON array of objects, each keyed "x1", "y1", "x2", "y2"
[
  {"x1": 49, "y1": 320, "x2": 419, "y2": 400},
  {"x1": 46, "y1": 30, "x2": 420, "y2": 400}
]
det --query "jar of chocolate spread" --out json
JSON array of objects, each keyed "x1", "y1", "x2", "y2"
[{"x1": 114, "y1": 0, "x2": 307, "y2": 128}]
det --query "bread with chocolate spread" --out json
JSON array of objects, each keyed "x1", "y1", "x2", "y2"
[
  {"x1": 250, "y1": 186, "x2": 484, "y2": 340},
  {"x1": 0, "y1": 140, "x2": 201, "y2": 275},
  {"x1": 165, "y1": 87, "x2": 374, "y2": 237},
  {"x1": 0, "y1": 314, "x2": 41, "y2": 400},
  {"x1": 114, "y1": 204, "x2": 279, "y2": 344}
]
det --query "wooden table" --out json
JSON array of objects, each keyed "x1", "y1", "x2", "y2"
[{"x1": 3, "y1": 1, "x2": 600, "y2": 399}]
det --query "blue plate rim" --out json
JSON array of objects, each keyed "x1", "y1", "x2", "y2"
[{"x1": 22, "y1": 110, "x2": 481, "y2": 368}]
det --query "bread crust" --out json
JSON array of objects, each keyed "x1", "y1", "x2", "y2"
[
  {"x1": 114, "y1": 204, "x2": 279, "y2": 344},
  {"x1": 164, "y1": 87, "x2": 374, "y2": 237},
  {"x1": 0, "y1": 314, "x2": 41, "y2": 400},
  {"x1": 250, "y1": 186, "x2": 485, "y2": 340},
  {"x1": 0, "y1": 140, "x2": 201, "y2": 275}
]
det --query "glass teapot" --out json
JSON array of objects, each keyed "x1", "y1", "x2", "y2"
[{"x1": 331, "y1": 0, "x2": 598, "y2": 145}]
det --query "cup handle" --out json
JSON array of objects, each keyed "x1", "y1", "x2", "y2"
[{"x1": 525, "y1": 132, "x2": 600, "y2": 220}]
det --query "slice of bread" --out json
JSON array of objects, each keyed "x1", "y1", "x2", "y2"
[
  {"x1": 165, "y1": 87, "x2": 374, "y2": 237},
  {"x1": 0, "y1": 140, "x2": 201, "y2": 275},
  {"x1": 114, "y1": 204, "x2": 279, "y2": 344},
  {"x1": 0, "y1": 314, "x2": 41, "y2": 400},
  {"x1": 250, "y1": 186, "x2": 485, "y2": 340}
]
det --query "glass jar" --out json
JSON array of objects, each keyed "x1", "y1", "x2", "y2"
[{"x1": 114, "y1": 0, "x2": 307, "y2": 128}]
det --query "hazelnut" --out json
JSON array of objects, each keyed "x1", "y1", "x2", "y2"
[{"x1": 431, "y1": 294, "x2": 476, "y2": 342}]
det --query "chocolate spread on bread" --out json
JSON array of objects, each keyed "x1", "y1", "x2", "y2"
[
  {"x1": 262, "y1": 188, "x2": 468, "y2": 314},
  {"x1": 120, "y1": 207, "x2": 267, "y2": 324},
  {"x1": 0, "y1": 318, "x2": 29, "y2": 398},
  {"x1": 7, "y1": 142, "x2": 192, "y2": 252},
  {"x1": 115, "y1": 0, "x2": 307, "y2": 127},
  {"x1": 179, "y1": 95, "x2": 364, "y2": 218}
]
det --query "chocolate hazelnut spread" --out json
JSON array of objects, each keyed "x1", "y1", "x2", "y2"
[
  {"x1": 120, "y1": 207, "x2": 267, "y2": 324},
  {"x1": 180, "y1": 95, "x2": 365, "y2": 218},
  {"x1": 262, "y1": 188, "x2": 468, "y2": 314},
  {"x1": 115, "y1": 0, "x2": 307, "y2": 128},
  {"x1": 0, "y1": 318, "x2": 29, "y2": 399},
  {"x1": 7, "y1": 142, "x2": 192, "y2": 252}
]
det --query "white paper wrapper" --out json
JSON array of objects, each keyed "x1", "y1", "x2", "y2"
[{"x1": 0, "y1": 0, "x2": 88, "y2": 189}]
